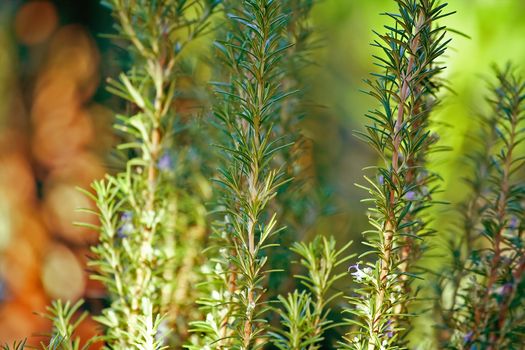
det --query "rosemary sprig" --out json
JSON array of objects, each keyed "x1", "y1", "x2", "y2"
[
  {"x1": 343, "y1": 1, "x2": 452, "y2": 349},
  {"x1": 442, "y1": 64, "x2": 525, "y2": 350},
  {"x1": 84, "y1": 0, "x2": 218, "y2": 347},
  {"x1": 271, "y1": 236, "x2": 353, "y2": 350},
  {"x1": 189, "y1": 0, "x2": 293, "y2": 348}
]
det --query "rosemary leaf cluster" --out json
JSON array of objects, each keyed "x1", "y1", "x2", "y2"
[
  {"x1": 267, "y1": 0, "x2": 318, "y2": 300},
  {"x1": 439, "y1": 65, "x2": 525, "y2": 349},
  {"x1": 83, "y1": 0, "x2": 218, "y2": 347},
  {"x1": 40, "y1": 300, "x2": 96, "y2": 350},
  {"x1": 271, "y1": 236, "x2": 353, "y2": 350},
  {"x1": 344, "y1": 1, "x2": 451, "y2": 348},
  {"x1": 189, "y1": 0, "x2": 292, "y2": 348}
]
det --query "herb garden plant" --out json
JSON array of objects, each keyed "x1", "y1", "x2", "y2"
[{"x1": 4, "y1": 0, "x2": 525, "y2": 349}]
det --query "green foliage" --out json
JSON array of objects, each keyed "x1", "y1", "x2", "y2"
[
  {"x1": 188, "y1": 0, "x2": 293, "y2": 348},
  {"x1": 82, "y1": 0, "x2": 219, "y2": 347},
  {"x1": 271, "y1": 236, "x2": 353, "y2": 350},
  {"x1": 438, "y1": 65, "x2": 525, "y2": 349},
  {"x1": 40, "y1": 299, "x2": 101, "y2": 350},
  {"x1": 11, "y1": 1, "x2": 525, "y2": 349},
  {"x1": 343, "y1": 0, "x2": 452, "y2": 349},
  {"x1": 267, "y1": 0, "x2": 319, "y2": 301},
  {"x1": 1, "y1": 340, "x2": 26, "y2": 350},
  {"x1": 292, "y1": 236, "x2": 353, "y2": 319},
  {"x1": 271, "y1": 290, "x2": 319, "y2": 350}
]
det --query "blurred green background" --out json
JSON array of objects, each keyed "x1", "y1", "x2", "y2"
[{"x1": 1, "y1": 0, "x2": 525, "y2": 346}]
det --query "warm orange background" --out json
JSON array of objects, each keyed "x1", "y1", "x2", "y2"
[{"x1": 0, "y1": 1, "x2": 110, "y2": 346}]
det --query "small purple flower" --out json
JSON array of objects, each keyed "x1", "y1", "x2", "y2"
[
  {"x1": 158, "y1": 153, "x2": 173, "y2": 171},
  {"x1": 121, "y1": 211, "x2": 133, "y2": 221},
  {"x1": 416, "y1": 170, "x2": 428, "y2": 183},
  {"x1": 509, "y1": 216, "x2": 519, "y2": 230},
  {"x1": 378, "y1": 175, "x2": 385, "y2": 185},
  {"x1": 463, "y1": 331, "x2": 473, "y2": 344},
  {"x1": 117, "y1": 223, "x2": 133, "y2": 238},
  {"x1": 499, "y1": 283, "x2": 513, "y2": 296},
  {"x1": 405, "y1": 191, "x2": 417, "y2": 201},
  {"x1": 156, "y1": 319, "x2": 171, "y2": 342},
  {"x1": 117, "y1": 211, "x2": 134, "y2": 238},
  {"x1": 385, "y1": 319, "x2": 394, "y2": 338}
]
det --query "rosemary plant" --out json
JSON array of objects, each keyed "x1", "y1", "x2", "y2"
[
  {"x1": 439, "y1": 65, "x2": 525, "y2": 349},
  {"x1": 1, "y1": 341, "x2": 26, "y2": 350},
  {"x1": 343, "y1": 1, "x2": 452, "y2": 348},
  {"x1": 40, "y1": 300, "x2": 99, "y2": 350},
  {"x1": 261, "y1": 5, "x2": 353, "y2": 348},
  {"x1": 433, "y1": 79, "x2": 502, "y2": 348},
  {"x1": 8, "y1": 1, "x2": 525, "y2": 349},
  {"x1": 189, "y1": 0, "x2": 295, "y2": 348},
  {"x1": 81, "y1": 0, "x2": 218, "y2": 347},
  {"x1": 271, "y1": 236, "x2": 353, "y2": 350},
  {"x1": 2, "y1": 301, "x2": 95, "y2": 350},
  {"x1": 267, "y1": 0, "x2": 319, "y2": 300}
]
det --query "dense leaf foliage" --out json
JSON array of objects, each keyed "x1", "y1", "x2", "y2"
[
  {"x1": 437, "y1": 65, "x2": 525, "y2": 349},
  {"x1": 3, "y1": 1, "x2": 525, "y2": 350},
  {"x1": 343, "y1": 1, "x2": 451, "y2": 349}
]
